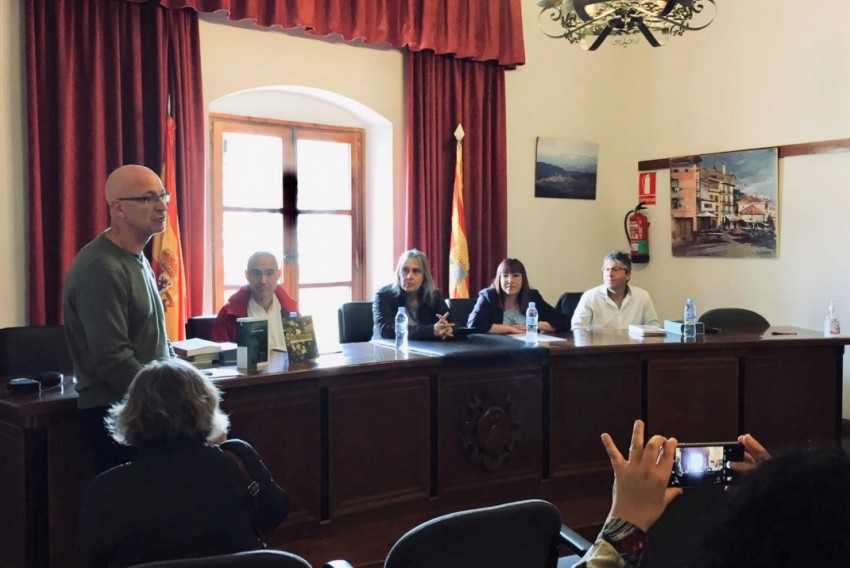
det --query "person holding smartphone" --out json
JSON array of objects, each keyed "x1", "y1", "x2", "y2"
[{"x1": 578, "y1": 426, "x2": 850, "y2": 567}]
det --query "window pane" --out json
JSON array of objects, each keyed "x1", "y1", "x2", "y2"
[
  {"x1": 223, "y1": 212, "x2": 283, "y2": 286},
  {"x1": 222, "y1": 133, "x2": 283, "y2": 209},
  {"x1": 298, "y1": 286, "x2": 352, "y2": 354},
  {"x1": 297, "y1": 139, "x2": 351, "y2": 211},
  {"x1": 297, "y1": 214, "x2": 351, "y2": 284}
]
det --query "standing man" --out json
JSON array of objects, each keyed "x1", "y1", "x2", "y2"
[
  {"x1": 210, "y1": 251, "x2": 299, "y2": 349},
  {"x1": 571, "y1": 250, "x2": 660, "y2": 331},
  {"x1": 64, "y1": 164, "x2": 172, "y2": 472}
]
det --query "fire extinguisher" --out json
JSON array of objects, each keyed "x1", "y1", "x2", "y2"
[{"x1": 623, "y1": 203, "x2": 650, "y2": 264}]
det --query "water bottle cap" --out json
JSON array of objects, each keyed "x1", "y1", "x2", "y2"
[
  {"x1": 529, "y1": 302, "x2": 536, "y2": 307},
  {"x1": 398, "y1": 307, "x2": 406, "y2": 314}
]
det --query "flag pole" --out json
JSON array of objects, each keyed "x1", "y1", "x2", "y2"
[{"x1": 448, "y1": 124, "x2": 470, "y2": 299}]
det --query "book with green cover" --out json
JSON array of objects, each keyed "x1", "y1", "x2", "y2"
[
  {"x1": 236, "y1": 317, "x2": 268, "y2": 369},
  {"x1": 283, "y1": 315, "x2": 319, "y2": 362}
]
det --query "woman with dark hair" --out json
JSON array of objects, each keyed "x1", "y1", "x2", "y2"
[
  {"x1": 467, "y1": 257, "x2": 569, "y2": 334},
  {"x1": 76, "y1": 359, "x2": 289, "y2": 568},
  {"x1": 372, "y1": 249, "x2": 454, "y2": 340}
]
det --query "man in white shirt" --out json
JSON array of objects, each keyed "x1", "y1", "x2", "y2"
[
  {"x1": 571, "y1": 251, "x2": 660, "y2": 331},
  {"x1": 210, "y1": 251, "x2": 299, "y2": 348}
]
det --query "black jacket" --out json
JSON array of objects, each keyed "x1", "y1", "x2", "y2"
[
  {"x1": 372, "y1": 284, "x2": 450, "y2": 340},
  {"x1": 467, "y1": 287, "x2": 570, "y2": 333},
  {"x1": 76, "y1": 438, "x2": 288, "y2": 568}
]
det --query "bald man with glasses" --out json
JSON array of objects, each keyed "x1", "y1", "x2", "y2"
[
  {"x1": 571, "y1": 250, "x2": 660, "y2": 331},
  {"x1": 210, "y1": 251, "x2": 299, "y2": 348},
  {"x1": 63, "y1": 164, "x2": 173, "y2": 472}
]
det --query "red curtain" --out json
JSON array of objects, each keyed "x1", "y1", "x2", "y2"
[
  {"x1": 405, "y1": 49, "x2": 507, "y2": 295},
  {"x1": 25, "y1": 0, "x2": 204, "y2": 325},
  {"x1": 142, "y1": 0, "x2": 525, "y2": 67}
]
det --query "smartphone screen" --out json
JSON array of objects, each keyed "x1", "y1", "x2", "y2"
[{"x1": 668, "y1": 442, "x2": 744, "y2": 487}]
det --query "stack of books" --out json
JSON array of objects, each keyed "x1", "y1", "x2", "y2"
[
  {"x1": 171, "y1": 338, "x2": 223, "y2": 368},
  {"x1": 628, "y1": 324, "x2": 667, "y2": 337}
]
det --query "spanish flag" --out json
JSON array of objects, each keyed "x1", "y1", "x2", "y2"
[
  {"x1": 448, "y1": 124, "x2": 470, "y2": 299},
  {"x1": 151, "y1": 114, "x2": 188, "y2": 340}
]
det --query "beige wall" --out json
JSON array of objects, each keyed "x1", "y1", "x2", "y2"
[
  {"x1": 2, "y1": 0, "x2": 850, "y2": 410},
  {"x1": 0, "y1": 1, "x2": 26, "y2": 327}
]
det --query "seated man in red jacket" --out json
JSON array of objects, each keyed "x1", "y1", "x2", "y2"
[{"x1": 211, "y1": 251, "x2": 299, "y2": 349}]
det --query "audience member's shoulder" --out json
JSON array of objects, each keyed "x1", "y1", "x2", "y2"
[{"x1": 220, "y1": 438, "x2": 259, "y2": 458}]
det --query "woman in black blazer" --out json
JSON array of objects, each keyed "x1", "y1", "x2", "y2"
[{"x1": 467, "y1": 257, "x2": 569, "y2": 334}]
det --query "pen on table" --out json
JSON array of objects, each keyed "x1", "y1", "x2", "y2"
[{"x1": 771, "y1": 331, "x2": 797, "y2": 335}]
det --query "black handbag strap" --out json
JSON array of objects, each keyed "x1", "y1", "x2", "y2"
[{"x1": 222, "y1": 447, "x2": 265, "y2": 546}]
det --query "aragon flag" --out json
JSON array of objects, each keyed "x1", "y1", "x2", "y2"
[
  {"x1": 448, "y1": 124, "x2": 470, "y2": 299},
  {"x1": 151, "y1": 114, "x2": 188, "y2": 340}
]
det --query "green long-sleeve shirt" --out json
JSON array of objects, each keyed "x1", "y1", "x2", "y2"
[{"x1": 63, "y1": 233, "x2": 170, "y2": 409}]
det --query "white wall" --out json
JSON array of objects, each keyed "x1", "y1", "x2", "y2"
[
  {"x1": 0, "y1": 1, "x2": 26, "y2": 327},
  {"x1": 509, "y1": 0, "x2": 850, "y2": 411}
]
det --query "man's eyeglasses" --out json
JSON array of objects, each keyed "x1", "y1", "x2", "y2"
[
  {"x1": 602, "y1": 265, "x2": 626, "y2": 273},
  {"x1": 248, "y1": 269, "x2": 278, "y2": 278},
  {"x1": 117, "y1": 191, "x2": 170, "y2": 205}
]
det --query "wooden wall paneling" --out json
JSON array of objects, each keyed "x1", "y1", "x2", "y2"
[
  {"x1": 744, "y1": 346, "x2": 840, "y2": 449},
  {"x1": 548, "y1": 354, "x2": 642, "y2": 479},
  {"x1": 436, "y1": 361, "x2": 543, "y2": 503},
  {"x1": 646, "y1": 354, "x2": 739, "y2": 442},
  {"x1": 326, "y1": 373, "x2": 431, "y2": 519},
  {"x1": 223, "y1": 381, "x2": 322, "y2": 528},
  {"x1": 0, "y1": 421, "x2": 31, "y2": 568}
]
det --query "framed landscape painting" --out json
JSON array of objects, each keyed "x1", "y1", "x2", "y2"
[
  {"x1": 535, "y1": 138, "x2": 598, "y2": 199},
  {"x1": 670, "y1": 148, "x2": 778, "y2": 258}
]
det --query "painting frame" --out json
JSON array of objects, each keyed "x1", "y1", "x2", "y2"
[
  {"x1": 670, "y1": 148, "x2": 779, "y2": 259},
  {"x1": 534, "y1": 137, "x2": 598, "y2": 200}
]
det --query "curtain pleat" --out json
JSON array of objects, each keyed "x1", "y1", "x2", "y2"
[
  {"x1": 139, "y1": 0, "x2": 525, "y2": 67},
  {"x1": 404, "y1": 49, "x2": 507, "y2": 295}
]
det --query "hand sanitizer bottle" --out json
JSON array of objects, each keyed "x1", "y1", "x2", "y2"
[{"x1": 824, "y1": 300, "x2": 841, "y2": 336}]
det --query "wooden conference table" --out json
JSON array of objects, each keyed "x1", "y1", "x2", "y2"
[{"x1": 0, "y1": 327, "x2": 845, "y2": 567}]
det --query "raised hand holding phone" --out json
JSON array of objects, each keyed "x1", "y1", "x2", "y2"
[{"x1": 601, "y1": 419, "x2": 682, "y2": 532}]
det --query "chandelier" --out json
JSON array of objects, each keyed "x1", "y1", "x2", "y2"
[{"x1": 538, "y1": 0, "x2": 717, "y2": 51}]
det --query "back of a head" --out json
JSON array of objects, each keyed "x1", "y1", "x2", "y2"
[
  {"x1": 108, "y1": 359, "x2": 229, "y2": 446},
  {"x1": 691, "y1": 445, "x2": 850, "y2": 567}
]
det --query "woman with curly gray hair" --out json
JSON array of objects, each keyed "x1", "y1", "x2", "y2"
[{"x1": 76, "y1": 359, "x2": 288, "y2": 567}]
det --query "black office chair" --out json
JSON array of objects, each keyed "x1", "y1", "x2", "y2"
[
  {"x1": 698, "y1": 308, "x2": 770, "y2": 331},
  {"x1": 447, "y1": 297, "x2": 476, "y2": 327},
  {"x1": 323, "y1": 499, "x2": 591, "y2": 568},
  {"x1": 0, "y1": 325, "x2": 73, "y2": 375},
  {"x1": 555, "y1": 292, "x2": 583, "y2": 324},
  {"x1": 131, "y1": 549, "x2": 312, "y2": 567},
  {"x1": 337, "y1": 301, "x2": 374, "y2": 343},
  {"x1": 185, "y1": 315, "x2": 218, "y2": 340}
]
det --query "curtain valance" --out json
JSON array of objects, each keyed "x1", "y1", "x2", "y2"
[{"x1": 137, "y1": 0, "x2": 525, "y2": 67}]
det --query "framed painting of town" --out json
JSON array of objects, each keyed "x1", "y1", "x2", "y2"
[
  {"x1": 534, "y1": 137, "x2": 598, "y2": 199},
  {"x1": 670, "y1": 148, "x2": 778, "y2": 258}
]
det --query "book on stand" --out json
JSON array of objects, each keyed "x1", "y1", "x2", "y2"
[
  {"x1": 628, "y1": 324, "x2": 667, "y2": 337},
  {"x1": 236, "y1": 317, "x2": 269, "y2": 370},
  {"x1": 283, "y1": 316, "x2": 319, "y2": 362}
]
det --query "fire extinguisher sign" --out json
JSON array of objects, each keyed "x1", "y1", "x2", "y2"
[{"x1": 638, "y1": 172, "x2": 656, "y2": 205}]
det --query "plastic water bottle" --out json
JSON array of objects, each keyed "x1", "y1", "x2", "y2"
[
  {"x1": 395, "y1": 307, "x2": 409, "y2": 353},
  {"x1": 684, "y1": 298, "x2": 697, "y2": 338},
  {"x1": 526, "y1": 302, "x2": 539, "y2": 345},
  {"x1": 824, "y1": 300, "x2": 841, "y2": 336}
]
